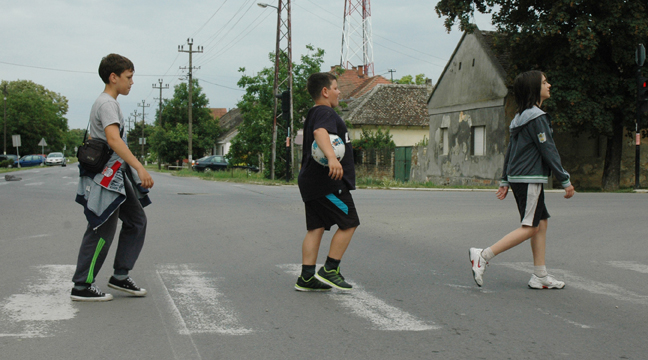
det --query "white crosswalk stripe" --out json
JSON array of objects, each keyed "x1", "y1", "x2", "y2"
[
  {"x1": 0, "y1": 265, "x2": 77, "y2": 338},
  {"x1": 278, "y1": 264, "x2": 439, "y2": 331},
  {"x1": 499, "y1": 262, "x2": 648, "y2": 306},
  {"x1": 155, "y1": 264, "x2": 253, "y2": 335},
  {"x1": 607, "y1": 261, "x2": 648, "y2": 274}
]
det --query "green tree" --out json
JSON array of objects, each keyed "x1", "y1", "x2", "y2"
[
  {"x1": 149, "y1": 79, "x2": 222, "y2": 164},
  {"x1": 351, "y1": 128, "x2": 396, "y2": 151},
  {"x1": 396, "y1": 74, "x2": 428, "y2": 85},
  {"x1": 435, "y1": 0, "x2": 648, "y2": 190},
  {"x1": 230, "y1": 45, "x2": 326, "y2": 179},
  {"x1": 1, "y1": 80, "x2": 69, "y2": 155},
  {"x1": 65, "y1": 128, "x2": 85, "y2": 157}
]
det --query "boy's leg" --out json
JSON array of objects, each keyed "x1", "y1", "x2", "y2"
[
  {"x1": 108, "y1": 177, "x2": 148, "y2": 296},
  {"x1": 72, "y1": 211, "x2": 119, "y2": 286},
  {"x1": 328, "y1": 226, "x2": 356, "y2": 261},
  {"x1": 71, "y1": 210, "x2": 119, "y2": 301},
  {"x1": 295, "y1": 228, "x2": 331, "y2": 291},
  {"x1": 112, "y1": 178, "x2": 147, "y2": 276},
  {"x1": 302, "y1": 228, "x2": 325, "y2": 265}
]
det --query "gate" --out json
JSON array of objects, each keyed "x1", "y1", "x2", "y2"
[{"x1": 394, "y1": 147, "x2": 412, "y2": 182}]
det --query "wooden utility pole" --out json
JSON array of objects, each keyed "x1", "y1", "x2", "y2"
[
  {"x1": 138, "y1": 100, "x2": 150, "y2": 161},
  {"x1": 153, "y1": 79, "x2": 169, "y2": 169},
  {"x1": 178, "y1": 39, "x2": 203, "y2": 168}
]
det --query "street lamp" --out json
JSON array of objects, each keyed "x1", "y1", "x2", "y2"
[{"x1": 257, "y1": 3, "x2": 278, "y2": 9}]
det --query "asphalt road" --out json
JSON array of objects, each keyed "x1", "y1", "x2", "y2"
[{"x1": 0, "y1": 165, "x2": 647, "y2": 360}]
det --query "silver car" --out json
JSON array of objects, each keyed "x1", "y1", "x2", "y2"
[{"x1": 45, "y1": 152, "x2": 67, "y2": 166}]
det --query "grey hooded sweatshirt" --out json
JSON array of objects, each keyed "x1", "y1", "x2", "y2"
[{"x1": 500, "y1": 106, "x2": 571, "y2": 188}]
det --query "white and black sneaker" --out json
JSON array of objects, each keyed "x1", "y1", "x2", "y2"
[
  {"x1": 71, "y1": 284, "x2": 114, "y2": 302},
  {"x1": 107, "y1": 276, "x2": 147, "y2": 296}
]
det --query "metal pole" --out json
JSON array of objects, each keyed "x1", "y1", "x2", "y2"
[
  {"x1": 270, "y1": 2, "x2": 282, "y2": 180},
  {"x1": 2, "y1": 84, "x2": 7, "y2": 155},
  {"x1": 636, "y1": 67, "x2": 642, "y2": 189}
]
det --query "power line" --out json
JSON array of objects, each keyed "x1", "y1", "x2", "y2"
[
  {"x1": 196, "y1": 78, "x2": 245, "y2": 91},
  {"x1": 191, "y1": 0, "x2": 231, "y2": 38}
]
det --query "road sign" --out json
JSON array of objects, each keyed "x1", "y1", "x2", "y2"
[
  {"x1": 38, "y1": 138, "x2": 47, "y2": 146},
  {"x1": 12, "y1": 135, "x2": 21, "y2": 147}
]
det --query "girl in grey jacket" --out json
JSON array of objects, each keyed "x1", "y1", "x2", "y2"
[{"x1": 469, "y1": 70, "x2": 575, "y2": 289}]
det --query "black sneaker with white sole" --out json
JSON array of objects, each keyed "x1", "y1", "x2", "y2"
[
  {"x1": 107, "y1": 276, "x2": 147, "y2": 296},
  {"x1": 70, "y1": 284, "x2": 113, "y2": 302}
]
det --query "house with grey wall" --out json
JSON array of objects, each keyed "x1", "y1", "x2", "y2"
[{"x1": 413, "y1": 28, "x2": 515, "y2": 186}]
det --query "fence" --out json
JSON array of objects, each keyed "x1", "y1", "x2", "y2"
[{"x1": 353, "y1": 148, "x2": 394, "y2": 179}]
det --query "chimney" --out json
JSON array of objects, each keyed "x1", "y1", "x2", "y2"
[{"x1": 357, "y1": 65, "x2": 364, "y2": 77}]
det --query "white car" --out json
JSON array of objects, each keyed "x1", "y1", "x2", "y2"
[{"x1": 45, "y1": 152, "x2": 67, "y2": 166}]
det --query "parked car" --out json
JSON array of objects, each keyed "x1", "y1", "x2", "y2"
[
  {"x1": 0, "y1": 154, "x2": 18, "y2": 168},
  {"x1": 192, "y1": 155, "x2": 228, "y2": 172},
  {"x1": 45, "y1": 152, "x2": 67, "y2": 166},
  {"x1": 14, "y1": 154, "x2": 46, "y2": 167}
]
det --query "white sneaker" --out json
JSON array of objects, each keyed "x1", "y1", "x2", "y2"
[
  {"x1": 469, "y1": 248, "x2": 488, "y2": 287},
  {"x1": 528, "y1": 274, "x2": 565, "y2": 289}
]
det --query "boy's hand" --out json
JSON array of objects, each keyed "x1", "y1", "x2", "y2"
[
  {"x1": 137, "y1": 167, "x2": 154, "y2": 189},
  {"x1": 496, "y1": 186, "x2": 509, "y2": 200},
  {"x1": 564, "y1": 185, "x2": 575, "y2": 199},
  {"x1": 327, "y1": 157, "x2": 343, "y2": 180}
]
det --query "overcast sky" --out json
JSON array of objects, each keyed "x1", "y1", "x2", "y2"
[{"x1": 0, "y1": 0, "x2": 493, "y2": 131}]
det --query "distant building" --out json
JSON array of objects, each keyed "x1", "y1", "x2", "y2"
[
  {"x1": 343, "y1": 84, "x2": 429, "y2": 147},
  {"x1": 214, "y1": 108, "x2": 243, "y2": 156}
]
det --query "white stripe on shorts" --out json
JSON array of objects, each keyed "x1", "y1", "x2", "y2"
[{"x1": 521, "y1": 183, "x2": 542, "y2": 226}]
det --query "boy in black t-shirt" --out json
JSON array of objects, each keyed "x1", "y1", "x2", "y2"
[{"x1": 295, "y1": 72, "x2": 360, "y2": 292}]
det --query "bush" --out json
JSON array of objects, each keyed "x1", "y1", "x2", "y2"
[{"x1": 0, "y1": 160, "x2": 12, "y2": 168}]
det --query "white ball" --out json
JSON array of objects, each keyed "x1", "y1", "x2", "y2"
[{"x1": 311, "y1": 134, "x2": 346, "y2": 166}]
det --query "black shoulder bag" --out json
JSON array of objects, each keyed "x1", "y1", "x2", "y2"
[{"x1": 77, "y1": 121, "x2": 123, "y2": 173}]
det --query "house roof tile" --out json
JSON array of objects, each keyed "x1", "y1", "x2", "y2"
[{"x1": 344, "y1": 84, "x2": 428, "y2": 126}]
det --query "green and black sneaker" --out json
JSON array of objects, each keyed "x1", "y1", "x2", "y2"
[
  {"x1": 295, "y1": 276, "x2": 332, "y2": 292},
  {"x1": 315, "y1": 266, "x2": 352, "y2": 291}
]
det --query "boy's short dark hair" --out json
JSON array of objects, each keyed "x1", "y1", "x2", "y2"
[
  {"x1": 307, "y1": 72, "x2": 337, "y2": 100},
  {"x1": 514, "y1": 70, "x2": 545, "y2": 114},
  {"x1": 98, "y1": 54, "x2": 135, "y2": 84}
]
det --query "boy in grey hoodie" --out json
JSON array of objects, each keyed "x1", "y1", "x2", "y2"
[{"x1": 469, "y1": 70, "x2": 575, "y2": 289}]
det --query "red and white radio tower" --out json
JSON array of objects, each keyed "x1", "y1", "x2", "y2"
[{"x1": 340, "y1": 0, "x2": 374, "y2": 77}]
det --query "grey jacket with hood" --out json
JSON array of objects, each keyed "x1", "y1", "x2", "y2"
[{"x1": 500, "y1": 106, "x2": 571, "y2": 188}]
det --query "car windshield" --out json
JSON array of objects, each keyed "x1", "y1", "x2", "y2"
[
  {"x1": 196, "y1": 156, "x2": 212, "y2": 162},
  {"x1": 48, "y1": 153, "x2": 64, "y2": 158}
]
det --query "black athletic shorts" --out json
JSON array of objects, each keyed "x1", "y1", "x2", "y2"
[
  {"x1": 304, "y1": 191, "x2": 360, "y2": 231},
  {"x1": 510, "y1": 183, "x2": 550, "y2": 227}
]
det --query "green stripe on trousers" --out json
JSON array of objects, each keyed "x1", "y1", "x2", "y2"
[{"x1": 86, "y1": 238, "x2": 106, "y2": 284}]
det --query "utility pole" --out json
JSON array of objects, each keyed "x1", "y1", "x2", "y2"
[
  {"x1": 138, "y1": 100, "x2": 150, "y2": 161},
  {"x1": 153, "y1": 79, "x2": 169, "y2": 169},
  {"x1": 178, "y1": 38, "x2": 203, "y2": 168},
  {"x1": 2, "y1": 84, "x2": 7, "y2": 155},
  {"x1": 388, "y1": 69, "x2": 396, "y2": 83},
  {"x1": 258, "y1": 1, "x2": 292, "y2": 180},
  {"x1": 130, "y1": 110, "x2": 141, "y2": 134}
]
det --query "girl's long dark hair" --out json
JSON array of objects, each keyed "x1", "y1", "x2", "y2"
[{"x1": 514, "y1": 70, "x2": 545, "y2": 115}]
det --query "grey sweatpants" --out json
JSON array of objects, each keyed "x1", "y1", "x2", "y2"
[{"x1": 72, "y1": 176, "x2": 147, "y2": 286}]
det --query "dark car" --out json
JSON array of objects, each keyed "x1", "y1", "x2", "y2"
[
  {"x1": 14, "y1": 154, "x2": 46, "y2": 167},
  {"x1": 192, "y1": 155, "x2": 228, "y2": 172},
  {"x1": 0, "y1": 154, "x2": 18, "y2": 168}
]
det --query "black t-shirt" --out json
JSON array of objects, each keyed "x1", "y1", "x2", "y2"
[{"x1": 298, "y1": 105, "x2": 355, "y2": 202}]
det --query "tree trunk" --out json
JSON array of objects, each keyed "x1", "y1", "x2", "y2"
[{"x1": 601, "y1": 115, "x2": 624, "y2": 191}]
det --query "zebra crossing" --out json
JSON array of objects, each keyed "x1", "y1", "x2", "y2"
[{"x1": 1, "y1": 261, "x2": 646, "y2": 340}]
